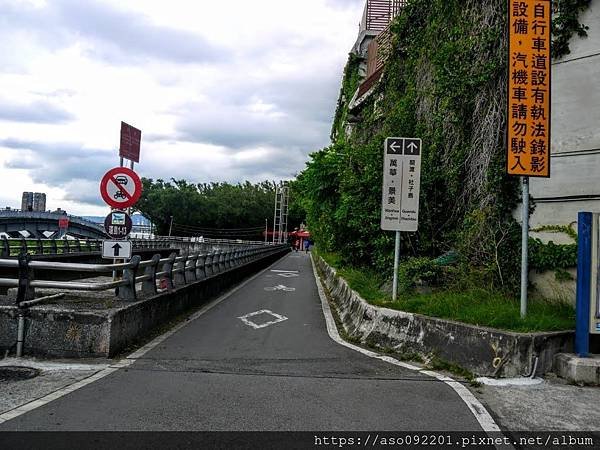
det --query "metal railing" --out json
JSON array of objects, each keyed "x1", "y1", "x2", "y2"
[
  {"x1": 0, "y1": 236, "x2": 273, "y2": 258},
  {"x1": 0, "y1": 244, "x2": 289, "y2": 304}
]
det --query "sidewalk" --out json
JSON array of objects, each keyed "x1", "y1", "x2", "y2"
[{"x1": 472, "y1": 374, "x2": 600, "y2": 431}]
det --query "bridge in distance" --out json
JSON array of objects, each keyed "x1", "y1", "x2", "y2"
[{"x1": 0, "y1": 210, "x2": 107, "y2": 239}]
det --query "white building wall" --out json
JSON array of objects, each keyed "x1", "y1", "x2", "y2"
[{"x1": 527, "y1": 1, "x2": 600, "y2": 228}]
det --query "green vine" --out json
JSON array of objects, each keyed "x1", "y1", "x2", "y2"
[
  {"x1": 330, "y1": 53, "x2": 362, "y2": 141},
  {"x1": 296, "y1": 0, "x2": 591, "y2": 293},
  {"x1": 552, "y1": 0, "x2": 592, "y2": 59},
  {"x1": 529, "y1": 238, "x2": 577, "y2": 272},
  {"x1": 531, "y1": 224, "x2": 577, "y2": 242}
]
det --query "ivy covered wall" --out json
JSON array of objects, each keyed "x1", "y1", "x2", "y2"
[{"x1": 295, "y1": 0, "x2": 591, "y2": 292}]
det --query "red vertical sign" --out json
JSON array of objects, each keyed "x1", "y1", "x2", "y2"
[
  {"x1": 119, "y1": 121, "x2": 142, "y2": 163},
  {"x1": 58, "y1": 217, "x2": 69, "y2": 229}
]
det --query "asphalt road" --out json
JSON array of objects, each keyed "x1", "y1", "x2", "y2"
[{"x1": 0, "y1": 252, "x2": 483, "y2": 431}]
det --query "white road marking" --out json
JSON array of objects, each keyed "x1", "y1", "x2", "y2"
[
  {"x1": 276, "y1": 273, "x2": 299, "y2": 278},
  {"x1": 309, "y1": 254, "x2": 502, "y2": 433},
  {"x1": 238, "y1": 310, "x2": 288, "y2": 329},
  {"x1": 271, "y1": 270, "x2": 299, "y2": 273},
  {"x1": 476, "y1": 377, "x2": 543, "y2": 386},
  {"x1": 264, "y1": 285, "x2": 296, "y2": 292},
  {"x1": 0, "y1": 258, "x2": 285, "y2": 425},
  {"x1": 0, "y1": 359, "x2": 110, "y2": 372}
]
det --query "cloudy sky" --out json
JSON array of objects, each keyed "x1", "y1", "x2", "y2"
[{"x1": 0, "y1": 0, "x2": 364, "y2": 215}]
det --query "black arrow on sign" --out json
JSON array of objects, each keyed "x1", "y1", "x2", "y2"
[{"x1": 112, "y1": 243, "x2": 122, "y2": 257}]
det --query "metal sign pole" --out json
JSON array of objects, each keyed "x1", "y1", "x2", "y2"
[
  {"x1": 392, "y1": 231, "x2": 400, "y2": 301},
  {"x1": 520, "y1": 176, "x2": 530, "y2": 318},
  {"x1": 114, "y1": 156, "x2": 123, "y2": 281}
]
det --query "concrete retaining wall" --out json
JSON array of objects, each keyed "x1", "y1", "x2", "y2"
[
  {"x1": 315, "y1": 256, "x2": 574, "y2": 377},
  {"x1": 0, "y1": 248, "x2": 289, "y2": 358}
]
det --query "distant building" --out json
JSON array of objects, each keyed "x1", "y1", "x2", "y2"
[
  {"x1": 33, "y1": 193, "x2": 46, "y2": 212},
  {"x1": 21, "y1": 192, "x2": 32, "y2": 211},
  {"x1": 21, "y1": 192, "x2": 46, "y2": 212}
]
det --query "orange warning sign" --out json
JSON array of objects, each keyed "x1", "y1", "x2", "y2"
[{"x1": 507, "y1": 0, "x2": 551, "y2": 178}]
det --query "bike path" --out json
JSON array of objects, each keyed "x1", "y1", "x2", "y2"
[{"x1": 1, "y1": 252, "x2": 483, "y2": 431}]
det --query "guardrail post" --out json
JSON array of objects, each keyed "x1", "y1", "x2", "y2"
[
  {"x1": 213, "y1": 250, "x2": 223, "y2": 273},
  {"x1": 175, "y1": 253, "x2": 188, "y2": 285},
  {"x1": 20, "y1": 238, "x2": 27, "y2": 255},
  {"x1": 16, "y1": 253, "x2": 35, "y2": 303},
  {"x1": 221, "y1": 250, "x2": 227, "y2": 270},
  {"x1": 186, "y1": 254, "x2": 198, "y2": 282},
  {"x1": 208, "y1": 252, "x2": 217, "y2": 277},
  {"x1": 210, "y1": 251, "x2": 219, "y2": 274},
  {"x1": 36, "y1": 238, "x2": 43, "y2": 255},
  {"x1": 118, "y1": 255, "x2": 141, "y2": 301},
  {"x1": 63, "y1": 238, "x2": 70, "y2": 254},
  {"x1": 162, "y1": 252, "x2": 177, "y2": 290},
  {"x1": 76, "y1": 239, "x2": 82, "y2": 252},
  {"x1": 224, "y1": 250, "x2": 231, "y2": 269},
  {"x1": 231, "y1": 249, "x2": 238, "y2": 268},
  {"x1": 196, "y1": 254, "x2": 207, "y2": 280},
  {"x1": 1, "y1": 236, "x2": 9, "y2": 257},
  {"x1": 50, "y1": 239, "x2": 58, "y2": 254},
  {"x1": 142, "y1": 254, "x2": 161, "y2": 296}
]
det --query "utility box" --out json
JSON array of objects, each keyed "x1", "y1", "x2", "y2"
[
  {"x1": 589, "y1": 213, "x2": 600, "y2": 335},
  {"x1": 576, "y1": 212, "x2": 600, "y2": 355}
]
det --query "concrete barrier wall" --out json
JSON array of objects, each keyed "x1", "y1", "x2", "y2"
[
  {"x1": 315, "y1": 256, "x2": 574, "y2": 377},
  {"x1": 0, "y1": 248, "x2": 289, "y2": 358}
]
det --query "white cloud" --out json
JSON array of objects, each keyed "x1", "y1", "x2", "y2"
[{"x1": 0, "y1": 0, "x2": 365, "y2": 215}]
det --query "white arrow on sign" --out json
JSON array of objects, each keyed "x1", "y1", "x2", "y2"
[
  {"x1": 407, "y1": 142, "x2": 418, "y2": 151},
  {"x1": 102, "y1": 240, "x2": 132, "y2": 259},
  {"x1": 390, "y1": 140, "x2": 402, "y2": 153}
]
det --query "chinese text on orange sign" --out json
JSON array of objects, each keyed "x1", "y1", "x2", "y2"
[{"x1": 507, "y1": 0, "x2": 551, "y2": 177}]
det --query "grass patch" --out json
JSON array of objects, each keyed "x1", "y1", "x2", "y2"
[
  {"x1": 315, "y1": 250, "x2": 575, "y2": 333},
  {"x1": 426, "y1": 356, "x2": 476, "y2": 383}
]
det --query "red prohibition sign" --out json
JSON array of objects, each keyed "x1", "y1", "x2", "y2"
[{"x1": 100, "y1": 167, "x2": 143, "y2": 209}]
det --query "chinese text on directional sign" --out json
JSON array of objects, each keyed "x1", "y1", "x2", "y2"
[
  {"x1": 507, "y1": 0, "x2": 551, "y2": 177},
  {"x1": 120, "y1": 121, "x2": 142, "y2": 163},
  {"x1": 381, "y1": 138, "x2": 422, "y2": 232},
  {"x1": 100, "y1": 166, "x2": 143, "y2": 210}
]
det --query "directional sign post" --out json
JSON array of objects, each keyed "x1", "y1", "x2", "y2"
[
  {"x1": 100, "y1": 167, "x2": 143, "y2": 210},
  {"x1": 104, "y1": 210, "x2": 133, "y2": 239},
  {"x1": 381, "y1": 137, "x2": 422, "y2": 301},
  {"x1": 102, "y1": 240, "x2": 132, "y2": 259}
]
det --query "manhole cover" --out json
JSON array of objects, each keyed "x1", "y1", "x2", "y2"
[{"x1": 0, "y1": 366, "x2": 40, "y2": 382}]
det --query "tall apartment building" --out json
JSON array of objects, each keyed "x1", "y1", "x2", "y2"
[{"x1": 21, "y1": 192, "x2": 46, "y2": 212}]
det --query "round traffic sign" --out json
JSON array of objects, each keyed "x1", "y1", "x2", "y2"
[
  {"x1": 104, "y1": 210, "x2": 133, "y2": 238},
  {"x1": 100, "y1": 167, "x2": 142, "y2": 209}
]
